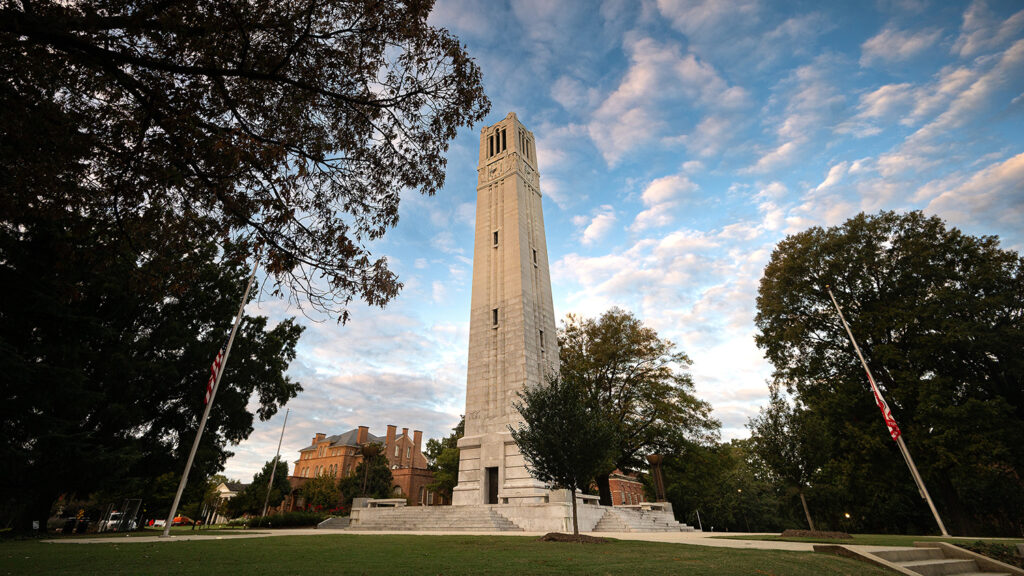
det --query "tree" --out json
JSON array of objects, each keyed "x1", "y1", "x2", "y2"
[
  {"x1": 300, "y1": 473, "x2": 342, "y2": 512},
  {"x1": 425, "y1": 417, "x2": 464, "y2": 502},
  {"x1": 509, "y1": 374, "x2": 618, "y2": 538},
  {"x1": 661, "y1": 440, "x2": 784, "y2": 533},
  {"x1": 558, "y1": 308, "x2": 719, "y2": 506},
  {"x1": 226, "y1": 460, "x2": 291, "y2": 518},
  {"x1": 0, "y1": 229, "x2": 304, "y2": 531},
  {"x1": 1, "y1": 0, "x2": 490, "y2": 318},
  {"x1": 755, "y1": 210, "x2": 1024, "y2": 535},
  {"x1": 747, "y1": 383, "x2": 824, "y2": 530},
  {"x1": 338, "y1": 445, "x2": 393, "y2": 505}
]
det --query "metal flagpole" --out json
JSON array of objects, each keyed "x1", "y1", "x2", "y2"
[
  {"x1": 261, "y1": 408, "x2": 290, "y2": 518},
  {"x1": 161, "y1": 259, "x2": 259, "y2": 538},
  {"x1": 825, "y1": 285, "x2": 949, "y2": 536}
]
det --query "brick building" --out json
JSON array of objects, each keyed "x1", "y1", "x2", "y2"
[
  {"x1": 608, "y1": 470, "x2": 646, "y2": 506},
  {"x1": 286, "y1": 424, "x2": 442, "y2": 508}
]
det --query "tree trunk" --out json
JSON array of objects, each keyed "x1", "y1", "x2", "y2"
[
  {"x1": 596, "y1": 472, "x2": 612, "y2": 506},
  {"x1": 571, "y1": 487, "x2": 579, "y2": 539},
  {"x1": 798, "y1": 488, "x2": 815, "y2": 531}
]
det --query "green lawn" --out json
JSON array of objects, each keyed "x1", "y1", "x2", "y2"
[
  {"x1": 1, "y1": 534, "x2": 894, "y2": 576},
  {"x1": 711, "y1": 533, "x2": 1024, "y2": 547}
]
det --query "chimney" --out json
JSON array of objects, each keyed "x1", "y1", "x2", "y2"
[
  {"x1": 401, "y1": 427, "x2": 409, "y2": 438},
  {"x1": 356, "y1": 426, "x2": 368, "y2": 445},
  {"x1": 314, "y1": 433, "x2": 325, "y2": 444},
  {"x1": 386, "y1": 425, "x2": 397, "y2": 462},
  {"x1": 413, "y1": 430, "x2": 423, "y2": 466}
]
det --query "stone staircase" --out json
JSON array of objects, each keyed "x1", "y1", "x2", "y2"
[
  {"x1": 869, "y1": 546, "x2": 1016, "y2": 576},
  {"x1": 347, "y1": 506, "x2": 523, "y2": 531},
  {"x1": 317, "y1": 517, "x2": 350, "y2": 529},
  {"x1": 815, "y1": 543, "x2": 1022, "y2": 576},
  {"x1": 592, "y1": 507, "x2": 696, "y2": 533}
]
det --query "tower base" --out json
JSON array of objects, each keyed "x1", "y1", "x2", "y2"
[{"x1": 452, "y1": 431, "x2": 551, "y2": 506}]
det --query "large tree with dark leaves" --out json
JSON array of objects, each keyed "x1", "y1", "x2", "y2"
[
  {"x1": 0, "y1": 0, "x2": 489, "y2": 318},
  {"x1": 755, "y1": 210, "x2": 1024, "y2": 536},
  {"x1": 558, "y1": 308, "x2": 719, "y2": 506},
  {"x1": 0, "y1": 214, "x2": 304, "y2": 530}
]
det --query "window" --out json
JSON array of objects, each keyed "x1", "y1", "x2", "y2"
[
  {"x1": 488, "y1": 135, "x2": 494, "y2": 157},
  {"x1": 395, "y1": 445, "x2": 400, "y2": 457},
  {"x1": 492, "y1": 308, "x2": 499, "y2": 326},
  {"x1": 493, "y1": 230, "x2": 499, "y2": 247},
  {"x1": 539, "y1": 330, "x2": 545, "y2": 349},
  {"x1": 501, "y1": 128, "x2": 506, "y2": 152},
  {"x1": 532, "y1": 249, "x2": 537, "y2": 266},
  {"x1": 406, "y1": 446, "x2": 411, "y2": 459}
]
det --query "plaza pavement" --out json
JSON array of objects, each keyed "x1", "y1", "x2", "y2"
[{"x1": 44, "y1": 529, "x2": 819, "y2": 551}]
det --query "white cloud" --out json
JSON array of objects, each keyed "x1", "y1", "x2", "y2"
[
  {"x1": 860, "y1": 27, "x2": 943, "y2": 67},
  {"x1": 588, "y1": 36, "x2": 749, "y2": 165},
  {"x1": 952, "y1": 1, "x2": 1024, "y2": 58},
  {"x1": 749, "y1": 55, "x2": 846, "y2": 173},
  {"x1": 814, "y1": 161, "x2": 850, "y2": 192},
  {"x1": 579, "y1": 205, "x2": 618, "y2": 245},
  {"x1": 919, "y1": 153, "x2": 1024, "y2": 228},
  {"x1": 632, "y1": 174, "x2": 699, "y2": 231}
]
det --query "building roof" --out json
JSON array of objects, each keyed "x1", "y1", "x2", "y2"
[{"x1": 297, "y1": 428, "x2": 384, "y2": 452}]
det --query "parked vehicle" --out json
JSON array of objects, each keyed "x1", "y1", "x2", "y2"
[{"x1": 101, "y1": 512, "x2": 137, "y2": 532}]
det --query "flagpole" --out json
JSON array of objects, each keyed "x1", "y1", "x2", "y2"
[
  {"x1": 161, "y1": 258, "x2": 259, "y2": 538},
  {"x1": 825, "y1": 285, "x2": 949, "y2": 536},
  {"x1": 261, "y1": 408, "x2": 290, "y2": 518}
]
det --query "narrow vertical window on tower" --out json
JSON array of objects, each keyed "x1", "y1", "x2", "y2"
[
  {"x1": 532, "y1": 249, "x2": 538, "y2": 266},
  {"x1": 492, "y1": 308, "x2": 499, "y2": 327},
  {"x1": 539, "y1": 330, "x2": 545, "y2": 349},
  {"x1": 501, "y1": 128, "x2": 507, "y2": 152},
  {"x1": 488, "y1": 135, "x2": 494, "y2": 157},
  {"x1": 493, "y1": 230, "x2": 499, "y2": 247}
]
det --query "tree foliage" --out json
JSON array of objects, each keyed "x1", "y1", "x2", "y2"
[
  {"x1": 1, "y1": 0, "x2": 490, "y2": 318},
  {"x1": 747, "y1": 383, "x2": 825, "y2": 530},
  {"x1": 338, "y1": 446, "x2": 393, "y2": 504},
  {"x1": 558, "y1": 308, "x2": 719, "y2": 505},
  {"x1": 755, "y1": 210, "x2": 1024, "y2": 535},
  {"x1": 225, "y1": 460, "x2": 291, "y2": 518},
  {"x1": 0, "y1": 226, "x2": 303, "y2": 530},
  {"x1": 425, "y1": 416, "x2": 463, "y2": 501},
  {"x1": 662, "y1": 440, "x2": 785, "y2": 533},
  {"x1": 510, "y1": 374, "x2": 619, "y2": 536},
  {"x1": 300, "y1": 473, "x2": 342, "y2": 512}
]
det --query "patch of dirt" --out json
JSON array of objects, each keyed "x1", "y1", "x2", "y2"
[
  {"x1": 780, "y1": 529, "x2": 853, "y2": 540},
  {"x1": 539, "y1": 532, "x2": 610, "y2": 543}
]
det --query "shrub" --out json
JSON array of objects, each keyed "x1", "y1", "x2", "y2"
[{"x1": 244, "y1": 511, "x2": 327, "y2": 528}]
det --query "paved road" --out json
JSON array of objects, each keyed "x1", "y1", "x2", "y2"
[{"x1": 45, "y1": 529, "x2": 820, "y2": 551}]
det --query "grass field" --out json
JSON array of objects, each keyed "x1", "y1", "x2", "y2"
[
  {"x1": 711, "y1": 533, "x2": 1024, "y2": 547},
  {"x1": 1, "y1": 534, "x2": 894, "y2": 576}
]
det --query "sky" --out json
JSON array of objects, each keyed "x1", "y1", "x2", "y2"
[{"x1": 221, "y1": 0, "x2": 1024, "y2": 481}]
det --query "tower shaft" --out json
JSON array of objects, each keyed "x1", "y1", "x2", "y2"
[{"x1": 453, "y1": 112, "x2": 559, "y2": 506}]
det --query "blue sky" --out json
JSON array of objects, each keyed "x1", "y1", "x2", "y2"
[{"x1": 222, "y1": 0, "x2": 1024, "y2": 481}]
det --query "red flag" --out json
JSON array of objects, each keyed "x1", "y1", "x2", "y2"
[{"x1": 205, "y1": 344, "x2": 227, "y2": 404}]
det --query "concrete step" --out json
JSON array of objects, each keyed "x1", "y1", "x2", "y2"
[
  {"x1": 900, "y1": 559, "x2": 979, "y2": 576},
  {"x1": 875, "y1": 548, "x2": 947, "y2": 562},
  {"x1": 317, "y1": 517, "x2": 351, "y2": 529}
]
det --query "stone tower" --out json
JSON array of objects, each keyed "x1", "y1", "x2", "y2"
[{"x1": 452, "y1": 112, "x2": 559, "y2": 506}]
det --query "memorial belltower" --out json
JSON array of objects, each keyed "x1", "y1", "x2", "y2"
[{"x1": 452, "y1": 112, "x2": 559, "y2": 506}]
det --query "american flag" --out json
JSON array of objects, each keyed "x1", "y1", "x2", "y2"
[
  {"x1": 866, "y1": 372, "x2": 902, "y2": 441},
  {"x1": 205, "y1": 343, "x2": 227, "y2": 405}
]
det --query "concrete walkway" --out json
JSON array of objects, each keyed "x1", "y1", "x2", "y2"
[{"x1": 45, "y1": 529, "x2": 821, "y2": 551}]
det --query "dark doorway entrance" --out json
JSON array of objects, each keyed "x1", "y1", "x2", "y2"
[{"x1": 486, "y1": 467, "x2": 499, "y2": 504}]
